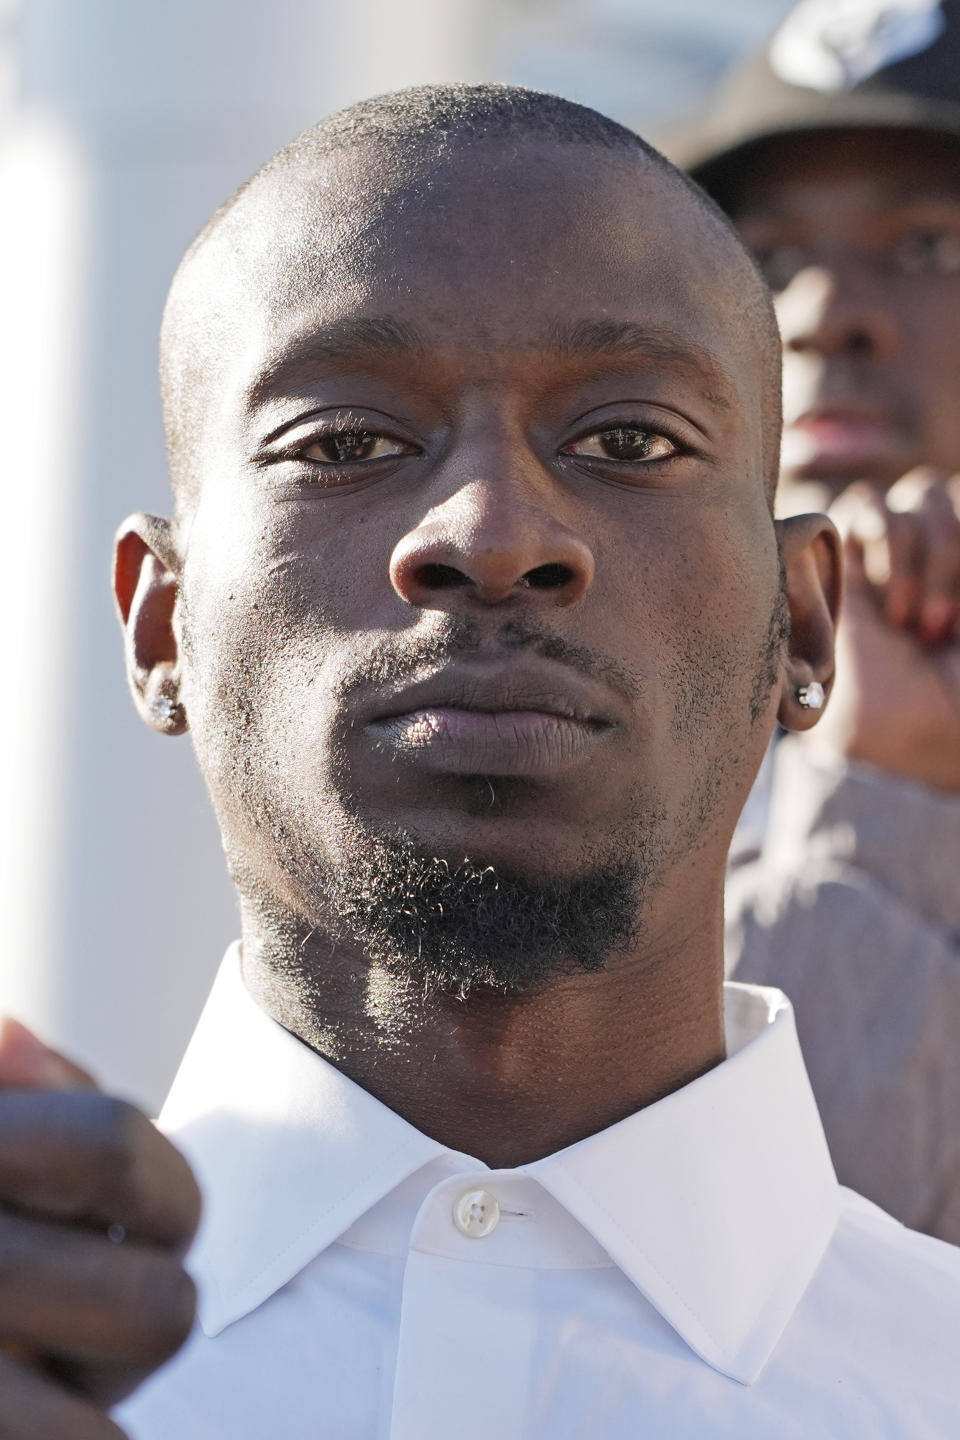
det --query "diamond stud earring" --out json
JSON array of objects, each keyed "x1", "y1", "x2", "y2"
[
  {"x1": 797, "y1": 681, "x2": 825, "y2": 710},
  {"x1": 150, "y1": 694, "x2": 184, "y2": 726}
]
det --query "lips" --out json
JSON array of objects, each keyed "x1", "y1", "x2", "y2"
[
  {"x1": 359, "y1": 661, "x2": 620, "y2": 778},
  {"x1": 781, "y1": 400, "x2": 912, "y2": 479}
]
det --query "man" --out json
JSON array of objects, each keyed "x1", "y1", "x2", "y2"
[
  {"x1": 1, "y1": 86, "x2": 958, "y2": 1438},
  {"x1": 670, "y1": 0, "x2": 960, "y2": 1243}
]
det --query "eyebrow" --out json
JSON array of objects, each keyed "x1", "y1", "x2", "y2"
[
  {"x1": 245, "y1": 317, "x2": 426, "y2": 409},
  {"x1": 246, "y1": 313, "x2": 733, "y2": 412},
  {"x1": 549, "y1": 318, "x2": 733, "y2": 409}
]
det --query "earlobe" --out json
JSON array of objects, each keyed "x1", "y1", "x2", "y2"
[
  {"x1": 774, "y1": 512, "x2": 843, "y2": 733},
  {"x1": 113, "y1": 514, "x2": 188, "y2": 736}
]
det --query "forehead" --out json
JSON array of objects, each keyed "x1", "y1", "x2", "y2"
[
  {"x1": 213, "y1": 140, "x2": 758, "y2": 401},
  {"x1": 729, "y1": 129, "x2": 960, "y2": 219}
]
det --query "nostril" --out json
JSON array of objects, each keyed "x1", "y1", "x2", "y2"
[
  {"x1": 417, "y1": 562, "x2": 472, "y2": 590},
  {"x1": 847, "y1": 331, "x2": 874, "y2": 357},
  {"x1": 521, "y1": 562, "x2": 574, "y2": 590}
]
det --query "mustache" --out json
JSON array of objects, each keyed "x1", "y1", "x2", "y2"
[{"x1": 331, "y1": 615, "x2": 644, "y2": 706}]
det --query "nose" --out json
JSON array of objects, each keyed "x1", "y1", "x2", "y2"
[
  {"x1": 777, "y1": 262, "x2": 897, "y2": 363},
  {"x1": 389, "y1": 479, "x2": 595, "y2": 611}
]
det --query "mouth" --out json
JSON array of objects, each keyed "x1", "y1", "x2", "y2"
[
  {"x1": 781, "y1": 406, "x2": 907, "y2": 477},
  {"x1": 360, "y1": 661, "x2": 620, "y2": 778}
]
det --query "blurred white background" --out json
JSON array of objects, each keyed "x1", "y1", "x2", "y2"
[{"x1": 0, "y1": 0, "x2": 792, "y2": 1111}]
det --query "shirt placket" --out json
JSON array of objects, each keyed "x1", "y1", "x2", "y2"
[{"x1": 387, "y1": 1173, "x2": 538, "y2": 1440}]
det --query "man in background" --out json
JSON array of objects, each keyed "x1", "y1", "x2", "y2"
[{"x1": 671, "y1": 0, "x2": 960, "y2": 1242}]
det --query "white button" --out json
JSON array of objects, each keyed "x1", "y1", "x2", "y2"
[{"x1": 453, "y1": 1188, "x2": 501, "y2": 1238}]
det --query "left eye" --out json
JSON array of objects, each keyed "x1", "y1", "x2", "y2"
[
  {"x1": 894, "y1": 228, "x2": 960, "y2": 276},
  {"x1": 562, "y1": 426, "x2": 678, "y2": 463},
  {"x1": 300, "y1": 430, "x2": 409, "y2": 463}
]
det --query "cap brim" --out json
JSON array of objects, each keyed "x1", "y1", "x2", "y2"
[{"x1": 671, "y1": 91, "x2": 960, "y2": 193}]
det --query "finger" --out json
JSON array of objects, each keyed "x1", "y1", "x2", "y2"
[
  {"x1": 825, "y1": 479, "x2": 880, "y2": 545},
  {"x1": 839, "y1": 533, "x2": 887, "y2": 629},
  {"x1": 875, "y1": 513, "x2": 922, "y2": 627},
  {"x1": 0, "y1": 1020, "x2": 98, "y2": 1092},
  {"x1": 0, "y1": 1350, "x2": 129, "y2": 1439},
  {"x1": 917, "y1": 498, "x2": 960, "y2": 644},
  {"x1": 841, "y1": 530, "x2": 868, "y2": 588},
  {"x1": 888, "y1": 471, "x2": 960, "y2": 644},
  {"x1": 948, "y1": 472, "x2": 960, "y2": 519},
  {"x1": 0, "y1": 1212, "x2": 195, "y2": 1394},
  {"x1": 885, "y1": 464, "x2": 950, "y2": 512},
  {"x1": 0, "y1": 1092, "x2": 201, "y2": 1249},
  {"x1": 832, "y1": 490, "x2": 922, "y2": 624}
]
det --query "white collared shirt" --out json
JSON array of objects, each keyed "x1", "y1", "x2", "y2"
[{"x1": 118, "y1": 947, "x2": 960, "y2": 1438}]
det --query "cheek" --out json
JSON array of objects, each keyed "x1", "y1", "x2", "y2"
[
  {"x1": 253, "y1": 492, "x2": 401, "y2": 634},
  {"x1": 597, "y1": 497, "x2": 780, "y2": 731},
  {"x1": 893, "y1": 299, "x2": 960, "y2": 459},
  {"x1": 613, "y1": 498, "x2": 776, "y2": 640},
  {"x1": 178, "y1": 491, "x2": 395, "y2": 796},
  {"x1": 594, "y1": 500, "x2": 780, "y2": 852},
  {"x1": 183, "y1": 482, "x2": 390, "y2": 668},
  {"x1": 177, "y1": 573, "x2": 348, "y2": 888},
  {"x1": 899, "y1": 289, "x2": 960, "y2": 376}
]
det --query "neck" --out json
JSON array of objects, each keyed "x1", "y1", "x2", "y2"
[{"x1": 239, "y1": 892, "x2": 726, "y2": 1168}]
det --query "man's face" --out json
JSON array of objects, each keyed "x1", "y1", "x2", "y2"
[
  {"x1": 729, "y1": 130, "x2": 960, "y2": 510},
  {"x1": 170, "y1": 141, "x2": 782, "y2": 985}
]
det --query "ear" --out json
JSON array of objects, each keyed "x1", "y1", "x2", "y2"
[
  {"x1": 774, "y1": 512, "x2": 843, "y2": 732},
  {"x1": 113, "y1": 513, "x2": 188, "y2": 736}
]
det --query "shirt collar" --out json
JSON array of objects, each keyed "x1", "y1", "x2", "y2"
[
  {"x1": 159, "y1": 946, "x2": 446, "y2": 1338},
  {"x1": 162, "y1": 946, "x2": 838, "y2": 1385},
  {"x1": 525, "y1": 984, "x2": 839, "y2": 1383}
]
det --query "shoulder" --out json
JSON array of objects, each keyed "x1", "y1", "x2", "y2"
[
  {"x1": 772, "y1": 1189, "x2": 960, "y2": 1429},
  {"x1": 835, "y1": 1186, "x2": 960, "y2": 1283},
  {"x1": 808, "y1": 1188, "x2": 960, "y2": 1374}
]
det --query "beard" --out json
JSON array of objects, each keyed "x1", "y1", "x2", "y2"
[
  {"x1": 309, "y1": 820, "x2": 648, "y2": 995},
  {"x1": 204, "y1": 576, "x2": 787, "y2": 997},
  {"x1": 302, "y1": 582, "x2": 786, "y2": 993}
]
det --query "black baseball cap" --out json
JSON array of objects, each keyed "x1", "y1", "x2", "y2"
[{"x1": 669, "y1": 0, "x2": 960, "y2": 201}]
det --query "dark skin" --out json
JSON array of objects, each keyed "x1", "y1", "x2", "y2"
[
  {"x1": 0, "y1": 136, "x2": 838, "y2": 1430},
  {"x1": 0, "y1": 1019, "x2": 199, "y2": 1435},
  {"x1": 731, "y1": 130, "x2": 960, "y2": 502},
  {"x1": 119, "y1": 140, "x2": 838, "y2": 1160},
  {"x1": 729, "y1": 129, "x2": 960, "y2": 790}
]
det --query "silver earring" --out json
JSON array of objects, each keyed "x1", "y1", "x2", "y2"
[
  {"x1": 150, "y1": 694, "x2": 184, "y2": 726},
  {"x1": 797, "y1": 681, "x2": 825, "y2": 710}
]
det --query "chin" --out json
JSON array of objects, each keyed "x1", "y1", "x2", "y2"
[
  {"x1": 317, "y1": 826, "x2": 645, "y2": 993},
  {"x1": 383, "y1": 819, "x2": 590, "y2": 890}
]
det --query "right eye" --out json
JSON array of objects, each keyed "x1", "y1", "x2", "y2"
[{"x1": 299, "y1": 430, "x2": 411, "y2": 464}]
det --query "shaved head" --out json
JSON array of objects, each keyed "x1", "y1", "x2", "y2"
[
  {"x1": 159, "y1": 84, "x2": 782, "y2": 529},
  {"x1": 116, "y1": 77, "x2": 840, "y2": 1162},
  {"x1": 118, "y1": 80, "x2": 842, "y2": 1016}
]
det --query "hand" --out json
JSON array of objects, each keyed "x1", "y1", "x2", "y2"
[
  {"x1": 0, "y1": 1018, "x2": 201, "y2": 1437},
  {"x1": 806, "y1": 469, "x2": 960, "y2": 791}
]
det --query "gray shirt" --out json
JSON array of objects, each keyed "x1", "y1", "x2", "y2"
[{"x1": 727, "y1": 738, "x2": 960, "y2": 1245}]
